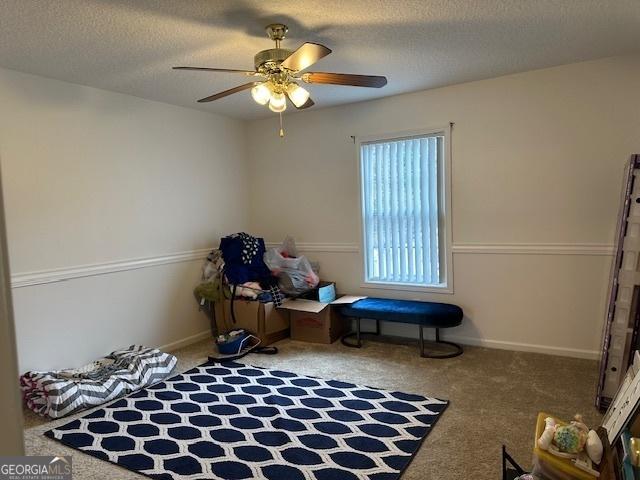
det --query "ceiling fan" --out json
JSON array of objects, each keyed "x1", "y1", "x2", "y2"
[{"x1": 173, "y1": 23, "x2": 387, "y2": 121}]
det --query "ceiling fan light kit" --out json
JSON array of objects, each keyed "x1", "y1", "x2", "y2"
[
  {"x1": 286, "y1": 83, "x2": 310, "y2": 108},
  {"x1": 250, "y1": 83, "x2": 271, "y2": 105},
  {"x1": 174, "y1": 23, "x2": 388, "y2": 136},
  {"x1": 268, "y1": 91, "x2": 287, "y2": 113}
]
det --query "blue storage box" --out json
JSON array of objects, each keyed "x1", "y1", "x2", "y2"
[{"x1": 301, "y1": 281, "x2": 336, "y2": 303}]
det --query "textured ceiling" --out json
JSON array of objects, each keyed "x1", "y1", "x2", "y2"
[{"x1": 1, "y1": 0, "x2": 639, "y2": 120}]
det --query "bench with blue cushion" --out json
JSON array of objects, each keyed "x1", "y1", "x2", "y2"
[{"x1": 338, "y1": 297, "x2": 464, "y2": 358}]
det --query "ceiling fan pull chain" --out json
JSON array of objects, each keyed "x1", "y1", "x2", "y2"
[{"x1": 279, "y1": 112, "x2": 285, "y2": 138}]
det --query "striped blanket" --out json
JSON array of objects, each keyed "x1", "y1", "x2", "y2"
[{"x1": 20, "y1": 345, "x2": 177, "y2": 418}]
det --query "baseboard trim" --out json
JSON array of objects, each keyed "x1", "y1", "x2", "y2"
[
  {"x1": 442, "y1": 333, "x2": 600, "y2": 360},
  {"x1": 11, "y1": 248, "x2": 213, "y2": 289},
  {"x1": 360, "y1": 320, "x2": 600, "y2": 360},
  {"x1": 157, "y1": 328, "x2": 598, "y2": 360},
  {"x1": 158, "y1": 330, "x2": 211, "y2": 353}
]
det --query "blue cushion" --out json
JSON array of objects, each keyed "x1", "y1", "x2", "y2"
[{"x1": 339, "y1": 298, "x2": 463, "y2": 328}]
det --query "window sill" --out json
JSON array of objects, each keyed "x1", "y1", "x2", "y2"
[{"x1": 360, "y1": 281, "x2": 453, "y2": 295}]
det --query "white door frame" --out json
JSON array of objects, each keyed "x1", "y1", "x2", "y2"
[{"x1": 0, "y1": 159, "x2": 24, "y2": 455}]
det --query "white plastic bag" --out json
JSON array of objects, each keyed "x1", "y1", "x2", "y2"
[
  {"x1": 280, "y1": 235, "x2": 299, "y2": 258},
  {"x1": 264, "y1": 237, "x2": 319, "y2": 295}
]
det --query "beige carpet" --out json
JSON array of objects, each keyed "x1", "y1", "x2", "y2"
[{"x1": 24, "y1": 337, "x2": 602, "y2": 479}]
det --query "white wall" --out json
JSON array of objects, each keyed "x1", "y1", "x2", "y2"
[
  {"x1": 246, "y1": 55, "x2": 640, "y2": 358},
  {"x1": 3, "y1": 54, "x2": 639, "y2": 370},
  {"x1": 0, "y1": 68, "x2": 249, "y2": 371}
]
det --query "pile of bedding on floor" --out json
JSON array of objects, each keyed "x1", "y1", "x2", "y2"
[{"x1": 20, "y1": 345, "x2": 177, "y2": 418}]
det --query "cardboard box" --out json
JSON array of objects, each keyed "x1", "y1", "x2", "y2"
[
  {"x1": 278, "y1": 296, "x2": 366, "y2": 344},
  {"x1": 220, "y1": 299, "x2": 289, "y2": 346},
  {"x1": 289, "y1": 307, "x2": 345, "y2": 344}
]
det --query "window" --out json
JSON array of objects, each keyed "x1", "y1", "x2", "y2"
[{"x1": 359, "y1": 128, "x2": 451, "y2": 291}]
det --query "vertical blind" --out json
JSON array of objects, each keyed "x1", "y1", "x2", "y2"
[{"x1": 360, "y1": 135, "x2": 442, "y2": 285}]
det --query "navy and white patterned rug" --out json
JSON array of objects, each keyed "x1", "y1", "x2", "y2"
[{"x1": 45, "y1": 361, "x2": 447, "y2": 480}]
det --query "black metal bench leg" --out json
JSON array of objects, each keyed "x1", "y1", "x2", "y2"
[
  {"x1": 341, "y1": 317, "x2": 381, "y2": 349},
  {"x1": 420, "y1": 327, "x2": 464, "y2": 359}
]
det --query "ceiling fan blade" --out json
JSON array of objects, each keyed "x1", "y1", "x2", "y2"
[
  {"x1": 302, "y1": 72, "x2": 387, "y2": 88},
  {"x1": 173, "y1": 66, "x2": 258, "y2": 76},
  {"x1": 281, "y1": 43, "x2": 332, "y2": 72},
  {"x1": 197, "y1": 82, "x2": 258, "y2": 103},
  {"x1": 289, "y1": 95, "x2": 315, "y2": 110}
]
